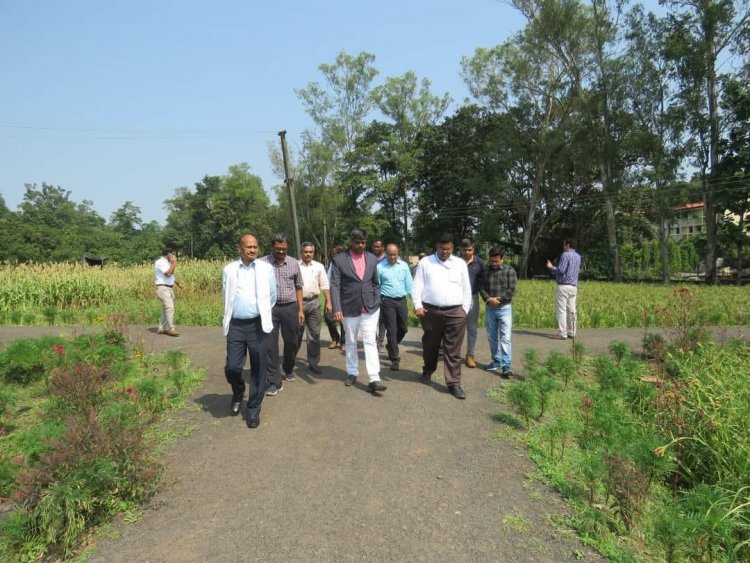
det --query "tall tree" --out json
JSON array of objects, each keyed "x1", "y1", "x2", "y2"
[
  {"x1": 664, "y1": 0, "x2": 750, "y2": 283},
  {"x1": 461, "y1": 0, "x2": 589, "y2": 277},
  {"x1": 370, "y1": 71, "x2": 451, "y2": 257}
]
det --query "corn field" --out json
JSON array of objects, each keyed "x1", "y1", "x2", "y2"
[{"x1": 0, "y1": 262, "x2": 748, "y2": 328}]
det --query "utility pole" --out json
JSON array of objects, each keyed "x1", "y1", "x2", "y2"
[{"x1": 278, "y1": 130, "x2": 301, "y2": 257}]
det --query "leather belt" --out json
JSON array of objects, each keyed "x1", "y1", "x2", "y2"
[
  {"x1": 303, "y1": 296, "x2": 319, "y2": 301},
  {"x1": 231, "y1": 317, "x2": 260, "y2": 324},
  {"x1": 423, "y1": 303, "x2": 461, "y2": 311},
  {"x1": 156, "y1": 284, "x2": 173, "y2": 288}
]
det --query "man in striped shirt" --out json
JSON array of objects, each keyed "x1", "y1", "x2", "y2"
[
  {"x1": 263, "y1": 233, "x2": 304, "y2": 395},
  {"x1": 546, "y1": 239, "x2": 582, "y2": 340}
]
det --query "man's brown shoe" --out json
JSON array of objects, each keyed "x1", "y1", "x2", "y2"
[
  {"x1": 465, "y1": 356, "x2": 477, "y2": 368},
  {"x1": 165, "y1": 328, "x2": 180, "y2": 337}
]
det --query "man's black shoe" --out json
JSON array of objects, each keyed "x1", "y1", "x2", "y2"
[
  {"x1": 247, "y1": 415, "x2": 260, "y2": 429},
  {"x1": 501, "y1": 369, "x2": 513, "y2": 380},
  {"x1": 230, "y1": 398, "x2": 242, "y2": 416},
  {"x1": 345, "y1": 374, "x2": 356, "y2": 387},
  {"x1": 390, "y1": 360, "x2": 400, "y2": 371},
  {"x1": 447, "y1": 384, "x2": 466, "y2": 399},
  {"x1": 368, "y1": 381, "x2": 387, "y2": 393},
  {"x1": 420, "y1": 370, "x2": 432, "y2": 384},
  {"x1": 309, "y1": 365, "x2": 322, "y2": 375}
]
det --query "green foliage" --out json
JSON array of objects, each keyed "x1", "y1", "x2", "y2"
[
  {"x1": 0, "y1": 337, "x2": 62, "y2": 384},
  {"x1": 0, "y1": 334, "x2": 204, "y2": 561}
]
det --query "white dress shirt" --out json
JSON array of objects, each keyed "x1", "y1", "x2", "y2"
[
  {"x1": 412, "y1": 253, "x2": 473, "y2": 314},
  {"x1": 298, "y1": 259, "x2": 330, "y2": 299}
]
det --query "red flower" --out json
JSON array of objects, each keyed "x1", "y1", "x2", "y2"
[
  {"x1": 53, "y1": 344, "x2": 64, "y2": 355},
  {"x1": 126, "y1": 386, "x2": 134, "y2": 394}
]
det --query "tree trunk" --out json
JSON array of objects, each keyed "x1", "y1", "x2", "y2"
[
  {"x1": 604, "y1": 191, "x2": 621, "y2": 281},
  {"x1": 704, "y1": 0, "x2": 720, "y2": 285},
  {"x1": 659, "y1": 219, "x2": 670, "y2": 284}
]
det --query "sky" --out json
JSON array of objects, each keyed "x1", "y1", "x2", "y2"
[{"x1": 0, "y1": 0, "x2": 532, "y2": 225}]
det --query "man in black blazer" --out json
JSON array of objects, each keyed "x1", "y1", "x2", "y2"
[{"x1": 330, "y1": 229, "x2": 387, "y2": 393}]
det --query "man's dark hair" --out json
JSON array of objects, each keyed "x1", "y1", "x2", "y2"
[
  {"x1": 564, "y1": 238, "x2": 576, "y2": 248},
  {"x1": 460, "y1": 238, "x2": 474, "y2": 249},
  {"x1": 488, "y1": 246, "x2": 505, "y2": 258},
  {"x1": 270, "y1": 233, "x2": 288, "y2": 245},
  {"x1": 350, "y1": 228, "x2": 367, "y2": 241},
  {"x1": 162, "y1": 247, "x2": 176, "y2": 256},
  {"x1": 372, "y1": 237, "x2": 384, "y2": 245},
  {"x1": 301, "y1": 241, "x2": 314, "y2": 250},
  {"x1": 437, "y1": 233, "x2": 453, "y2": 245}
]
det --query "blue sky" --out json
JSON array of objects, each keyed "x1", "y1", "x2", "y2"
[
  {"x1": 0, "y1": 0, "x2": 530, "y2": 224},
  {"x1": 2, "y1": 1, "x2": 674, "y2": 226}
]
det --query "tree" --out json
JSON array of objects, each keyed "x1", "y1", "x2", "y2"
[
  {"x1": 461, "y1": 0, "x2": 589, "y2": 278},
  {"x1": 370, "y1": 71, "x2": 451, "y2": 257},
  {"x1": 664, "y1": 0, "x2": 750, "y2": 283}
]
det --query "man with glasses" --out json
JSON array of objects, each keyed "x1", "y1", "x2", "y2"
[{"x1": 297, "y1": 242, "x2": 331, "y2": 375}]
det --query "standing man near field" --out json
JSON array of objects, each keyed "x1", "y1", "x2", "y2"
[
  {"x1": 154, "y1": 247, "x2": 183, "y2": 336},
  {"x1": 546, "y1": 239, "x2": 582, "y2": 340}
]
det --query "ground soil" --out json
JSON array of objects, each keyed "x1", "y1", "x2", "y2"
[{"x1": 2, "y1": 324, "x2": 731, "y2": 562}]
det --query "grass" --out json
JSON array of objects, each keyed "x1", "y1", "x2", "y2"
[
  {"x1": 488, "y1": 288, "x2": 750, "y2": 561},
  {"x1": 0, "y1": 322, "x2": 205, "y2": 561},
  {"x1": 1, "y1": 262, "x2": 749, "y2": 328}
]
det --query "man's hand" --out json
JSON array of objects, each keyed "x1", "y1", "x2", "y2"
[
  {"x1": 298, "y1": 310, "x2": 305, "y2": 325},
  {"x1": 415, "y1": 307, "x2": 426, "y2": 318},
  {"x1": 334, "y1": 312, "x2": 344, "y2": 322},
  {"x1": 486, "y1": 297, "x2": 500, "y2": 309},
  {"x1": 546, "y1": 259, "x2": 553, "y2": 269},
  {"x1": 325, "y1": 302, "x2": 333, "y2": 314}
]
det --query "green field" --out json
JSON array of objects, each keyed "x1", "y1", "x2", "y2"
[{"x1": 1, "y1": 261, "x2": 749, "y2": 329}]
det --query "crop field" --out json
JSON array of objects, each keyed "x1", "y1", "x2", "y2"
[{"x1": 1, "y1": 261, "x2": 749, "y2": 328}]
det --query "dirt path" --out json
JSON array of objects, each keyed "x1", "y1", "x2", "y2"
[{"x1": 1, "y1": 325, "x2": 660, "y2": 562}]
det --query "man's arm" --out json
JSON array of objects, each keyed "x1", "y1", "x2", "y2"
[{"x1": 411, "y1": 261, "x2": 425, "y2": 317}]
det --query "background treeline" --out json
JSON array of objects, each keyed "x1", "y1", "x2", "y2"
[{"x1": 1, "y1": 0, "x2": 748, "y2": 283}]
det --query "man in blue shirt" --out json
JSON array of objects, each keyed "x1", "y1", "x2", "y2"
[
  {"x1": 546, "y1": 239, "x2": 582, "y2": 340},
  {"x1": 377, "y1": 243, "x2": 413, "y2": 371}
]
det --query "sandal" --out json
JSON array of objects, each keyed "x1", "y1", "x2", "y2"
[{"x1": 328, "y1": 341, "x2": 338, "y2": 349}]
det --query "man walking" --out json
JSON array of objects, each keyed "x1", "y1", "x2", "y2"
[
  {"x1": 330, "y1": 229, "x2": 386, "y2": 394},
  {"x1": 371, "y1": 237, "x2": 387, "y2": 351},
  {"x1": 546, "y1": 239, "x2": 582, "y2": 340},
  {"x1": 377, "y1": 243, "x2": 412, "y2": 371},
  {"x1": 297, "y1": 242, "x2": 331, "y2": 375},
  {"x1": 154, "y1": 247, "x2": 183, "y2": 336},
  {"x1": 479, "y1": 247, "x2": 517, "y2": 378},
  {"x1": 412, "y1": 233, "x2": 472, "y2": 399},
  {"x1": 263, "y1": 234, "x2": 304, "y2": 395},
  {"x1": 222, "y1": 234, "x2": 277, "y2": 429},
  {"x1": 460, "y1": 238, "x2": 484, "y2": 368}
]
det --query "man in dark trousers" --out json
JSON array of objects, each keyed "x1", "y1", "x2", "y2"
[
  {"x1": 330, "y1": 229, "x2": 386, "y2": 394},
  {"x1": 263, "y1": 233, "x2": 304, "y2": 396},
  {"x1": 222, "y1": 234, "x2": 277, "y2": 429},
  {"x1": 411, "y1": 233, "x2": 472, "y2": 399}
]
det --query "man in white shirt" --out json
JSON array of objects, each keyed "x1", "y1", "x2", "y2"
[
  {"x1": 412, "y1": 233, "x2": 473, "y2": 399},
  {"x1": 154, "y1": 247, "x2": 183, "y2": 336},
  {"x1": 297, "y1": 242, "x2": 332, "y2": 374},
  {"x1": 222, "y1": 234, "x2": 277, "y2": 429}
]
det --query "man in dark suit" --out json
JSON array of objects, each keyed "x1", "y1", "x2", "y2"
[{"x1": 330, "y1": 229, "x2": 387, "y2": 394}]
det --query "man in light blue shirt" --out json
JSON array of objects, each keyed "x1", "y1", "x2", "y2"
[{"x1": 377, "y1": 243, "x2": 413, "y2": 371}]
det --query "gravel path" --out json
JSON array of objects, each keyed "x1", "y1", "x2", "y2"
[{"x1": 0, "y1": 325, "x2": 660, "y2": 562}]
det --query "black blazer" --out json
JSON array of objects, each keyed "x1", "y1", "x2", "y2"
[{"x1": 330, "y1": 250, "x2": 381, "y2": 317}]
